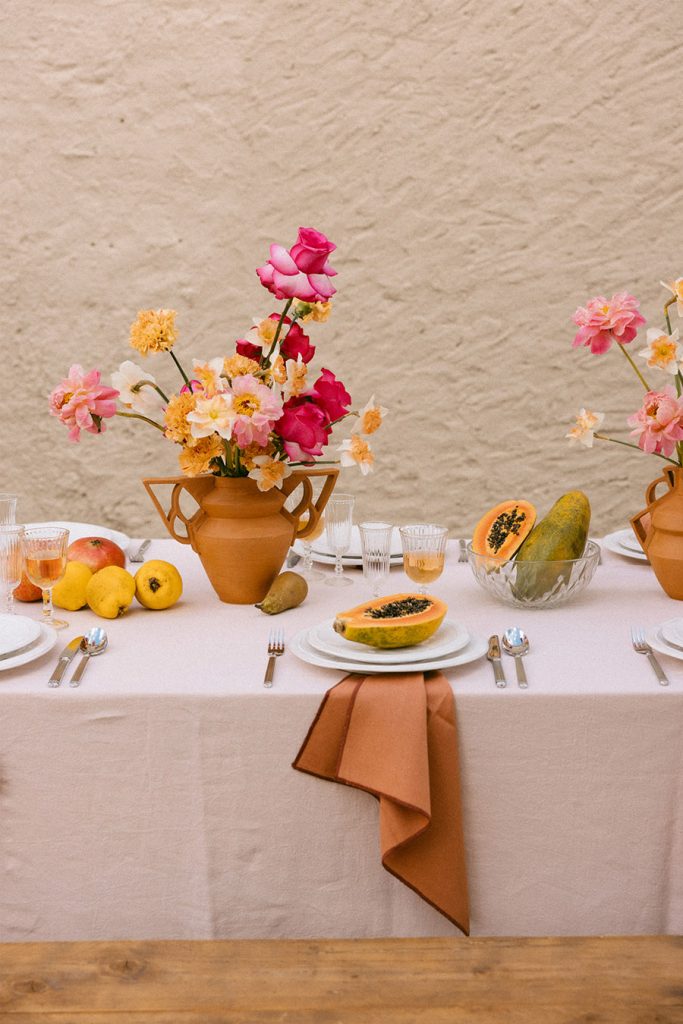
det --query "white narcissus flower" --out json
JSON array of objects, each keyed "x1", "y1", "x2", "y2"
[
  {"x1": 337, "y1": 435, "x2": 375, "y2": 474},
  {"x1": 248, "y1": 455, "x2": 292, "y2": 492},
  {"x1": 566, "y1": 408, "x2": 605, "y2": 448},
  {"x1": 282, "y1": 355, "x2": 308, "y2": 401},
  {"x1": 354, "y1": 395, "x2": 388, "y2": 436},
  {"x1": 661, "y1": 278, "x2": 683, "y2": 317},
  {"x1": 192, "y1": 358, "x2": 226, "y2": 396},
  {"x1": 187, "y1": 394, "x2": 236, "y2": 439},
  {"x1": 111, "y1": 360, "x2": 165, "y2": 417},
  {"x1": 637, "y1": 327, "x2": 681, "y2": 374}
]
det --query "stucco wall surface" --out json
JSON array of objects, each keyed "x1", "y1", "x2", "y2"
[{"x1": 2, "y1": 0, "x2": 683, "y2": 538}]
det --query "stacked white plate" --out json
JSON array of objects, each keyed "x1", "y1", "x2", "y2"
[
  {"x1": 294, "y1": 525, "x2": 404, "y2": 568},
  {"x1": 291, "y1": 617, "x2": 488, "y2": 674},
  {"x1": 601, "y1": 529, "x2": 648, "y2": 562},
  {"x1": 0, "y1": 613, "x2": 57, "y2": 672},
  {"x1": 646, "y1": 618, "x2": 683, "y2": 661},
  {"x1": 25, "y1": 521, "x2": 131, "y2": 550}
]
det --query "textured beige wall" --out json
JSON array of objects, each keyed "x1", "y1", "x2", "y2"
[{"x1": 3, "y1": 0, "x2": 683, "y2": 538}]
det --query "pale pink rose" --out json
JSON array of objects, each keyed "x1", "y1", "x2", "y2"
[
  {"x1": 229, "y1": 374, "x2": 283, "y2": 448},
  {"x1": 572, "y1": 292, "x2": 646, "y2": 354},
  {"x1": 256, "y1": 227, "x2": 337, "y2": 302},
  {"x1": 627, "y1": 386, "x2": 683, "y2": 457},
  {"x1": 49, "y1": 364, "x2": 119, "y2": 442}
]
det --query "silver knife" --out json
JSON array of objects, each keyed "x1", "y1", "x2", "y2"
[
  {"x1": 48, "y1": 635, "x2": 84, "y2": 688},
  {"x1": 487, "y1": 635, "x2": 507, "y2": 689}
]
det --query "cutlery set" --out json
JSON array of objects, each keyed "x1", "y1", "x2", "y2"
[
  {"x1": 487, "y1": 628, "x2": 531, "y2": 689},
  {"x1": 47, "y1": 626, "x2": 108, "y2": 688}
]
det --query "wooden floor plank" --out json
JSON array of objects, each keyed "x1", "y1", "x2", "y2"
[{"x1": 0, "y1": 937, "x2": 681, "y2": 1024}]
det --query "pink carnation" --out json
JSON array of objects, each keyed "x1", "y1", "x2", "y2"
[
  {"x1": 572, "y1": 292, "x2": 645, "y2": 354},
  {"x1": 49, "y1": 364, "x2": 119, "y2": 442},
  {"x1": 627, "y1": 386, "x2": 683, "y2": 458},
  {"x1": 256, "y1": 227, "x2": 337, "y2": 302},
  {"x1": 275, "y1": 397, "x2": 330, "y2": 461},
  {"x1": 310, "y1": 368, "x2": 351, "y2": 421}
]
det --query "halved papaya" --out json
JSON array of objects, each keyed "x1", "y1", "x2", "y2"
[
  {"x1": 333, "y1": 593, "x2": 447, "y2": 649},
  {"x1": 471, "y1": 500, "x2": 536, "y2": 559}
]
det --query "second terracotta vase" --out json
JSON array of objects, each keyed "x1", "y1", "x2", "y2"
[{"x1": 631, "y1": 466, "x2": 683, "y2": 600}]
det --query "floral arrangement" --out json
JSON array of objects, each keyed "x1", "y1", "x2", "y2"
[
  {"x1": 49, "y1": 227, "x2": 386, "y2": 491},
  {"x1": 567, "y1": 279, "x2": 683, "y2": 466}
]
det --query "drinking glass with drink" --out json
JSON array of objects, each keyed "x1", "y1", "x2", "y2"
[
  {"x1": 399, "y1": 524, "x2": 448, "y2": 595},
  {"x1": 22, "y1": 527, "x2": 70, "y2": 630}
]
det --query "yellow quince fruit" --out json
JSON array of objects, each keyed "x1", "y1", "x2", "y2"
[
  {"x1": 52, "y1": 561, "x2": 93, "y2": 611},
  {"x1": 86, "y1": 565, "x2": 136, "y2": 619},
  {"x1": 134, "y1": 560, "x2": 183, "y2": 610}
]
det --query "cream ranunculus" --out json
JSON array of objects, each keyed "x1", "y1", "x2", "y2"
[{"x1": 111, "y1": 360, "x2": 165, "y2": 417}]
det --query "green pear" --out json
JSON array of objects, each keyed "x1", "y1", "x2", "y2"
[{"x1": 256, "y1": 572, "x2": 308, "y2": 615}]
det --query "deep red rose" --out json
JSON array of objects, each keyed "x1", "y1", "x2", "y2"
[
  {"x1": 235, "y1": 339, "x2": 262, "y2": 361},
  {"x1": 275, "y1": 397, "x2": 330, "y2": 461},
  {"x1": 310, "y1": 368, "x2": 351, "y2": 421}
]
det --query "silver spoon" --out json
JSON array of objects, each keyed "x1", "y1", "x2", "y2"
[
  {"x1": 69, "y1": 626, "x2": 108, "y2": 687},
  {"x1": 502, "y1": 627, "x2": 529, "y2": 689}
]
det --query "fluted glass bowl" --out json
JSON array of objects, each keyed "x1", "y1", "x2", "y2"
[{"x1": 466, "y1": 540, "x2": 601, "y2": 609}]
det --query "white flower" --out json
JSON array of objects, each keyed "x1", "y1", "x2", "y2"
[
  {"x1": 637, "y1": 327, "x2": 681, "y2": 374},
  {"x1": 337, "y1": 435, "x2": 374, "y2": 474},
  {"x1": 191, "y1": 357, "x2": 226, "y2": 397},
  {"x1": 187, "y1": 394, "x2": 236, "y2": 439},
  {"x1": 111, "y1": 360, "x2": 165, "y2": 417},
  {"x1": 566, "y1": 408, "x2": 605, "y2": 448},
  {"x1": 350, "y1": 395, "x2": 388, "y2": 436},
  {"x1": 282, "y1": 355, "x2": 308, "y2": 401},
  {"x1": 661, "y1": 278, "x2": 683, "y2": 317},
  {"x1": 247, "y1": 455, "x2": 292, "y2": 492}
]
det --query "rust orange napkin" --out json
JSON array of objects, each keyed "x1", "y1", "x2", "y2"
[{"x1": 293, "y1": 670, "x2": 470, "y2": 935}]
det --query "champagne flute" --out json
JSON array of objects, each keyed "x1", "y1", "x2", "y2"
[
  {"x1": 0, "y1": 525, "x2": 24, "y2": 614},
  {"x1": 359, "y1": 521, "x2": 393, "y2": 597},
  {"x1": 324, "y1": 493, "x2": 355, "y2": 587},
  {"x1": 23, "y1": 527, "x2": 70, "y2": 630},
  {"x1": 0, "y1": 493, "x2": 18, "y2": 525},
  {"x1": 400, "y1": 524, "x2": 448, "y2": 595}
]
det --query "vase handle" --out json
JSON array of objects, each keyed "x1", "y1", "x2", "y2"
[
  {"x1": 646, "y1": 467, "x2": 677, "y2": 505},
  {"x1": 280, "y1": 467, "x2": 339, "y2": 541},
  {"x1": 142, "y1": 475, "x2": 214, "y2": 547}
]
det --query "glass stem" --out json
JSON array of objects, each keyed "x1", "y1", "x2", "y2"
[
  {"x1": 5, "y1": 586, "x2": 12, "y2": 614},
  {"x1": 303, "y1": 541, "x2": 313, "y2": 573},
  {"x1": 42, "y1": 587, "x2": 53, "y2": 623},
  {"x1": 334, "y1": 552, "x2": 344, "y2": 579}
]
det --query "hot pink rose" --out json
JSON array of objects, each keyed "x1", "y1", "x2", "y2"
[
  {"x1": 49, "y1": 364, "x2": 119, "y2": 442},
  {"x1": 280, "y1": 321, "x2": 315, "y2": 363},
  {"x1": 627, "y1": 386, "x2": 683, "y2": 457},
  {"x1": 572, "y1": 292, "x2": 645, "y2": 354},
  {"x1": 256, "y1": 227, "x2": 337, "y2": 302},
  {"x1": 275, "y1": 397, "x2": 330, "y2": 461},
  {"x1": 310, "y1": 368, "x2": 351, "y2": 421}
]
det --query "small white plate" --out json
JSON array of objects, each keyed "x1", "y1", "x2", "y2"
[
  {"x1": 617, "y1": 531, "x2": 643, "y2": 553},
  {"x1": 602, "y1": 530, "x2": 648, "y2": 562},
  {"x1": 290, "y1": 627, "x2": 488, "y2": 675},
  {"x1": 307, "y1": 618, "x2": 470, "y2": 664},
  {"x1": 659, "y1": 618, "x2": 683, "y2": 650},
  {"x1": 0, "y1": 614, "x2": 42, "y2": 657},
  {"x1": 645, "y1": 626, "x2": 683, "y2": 662},
  {"x1": 0, "y1": 622, "x2": 58, "y2": 672},
  {"x1": 25, "y1": 522, "x2": 131, "y2": 552},
  {"x1": 310, "y1": 525, "x2": 403, "y2": 560},
  {"x1": 292, "y1": 541, "x2": 402, "y2": 568}
]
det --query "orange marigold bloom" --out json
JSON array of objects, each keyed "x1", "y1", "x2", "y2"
[
  {"x1": 179, "y1": 435, "x2": 224, "y2": 476},
  {"x1": 223, "y1": 354, "x2": 261, "y2": 379},
  {"x1": 164, "y1": 392, "x2": 197, "y2": 446},
  {"x1": 130, "y1": 309, "x2": 178, "y2": 356}
]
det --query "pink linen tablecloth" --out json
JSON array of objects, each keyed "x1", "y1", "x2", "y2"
[{"x1": 0, "y1": 537, "x2": 681, "y2": 941}]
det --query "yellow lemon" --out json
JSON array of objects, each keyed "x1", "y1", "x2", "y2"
[
  {"x1": 86, "y1": 566, "x2": 136, "y2": 619},
  {"x1": 52, "y1": 561, "x2": 93, "y2": 611},
  {"x1": 134, "y1": 560, "x2": 183, "y2": 610}
]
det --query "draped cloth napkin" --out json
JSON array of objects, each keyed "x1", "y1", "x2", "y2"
[{"x1": 292, "y1": 670, "x2": 470, "y2": 935}]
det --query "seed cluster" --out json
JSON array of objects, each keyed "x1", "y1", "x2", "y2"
[
  {"x1": 364, "y1": 597, "x2": 432, "y2": 619},
  {"x1": 487, "y1": 507, "x2": 527, "y2": 553}
]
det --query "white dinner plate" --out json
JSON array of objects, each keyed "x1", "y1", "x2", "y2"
[
  {"x1": 0, "y1": 622, "x2": 58, "y2": 672},
  {"x1": 658, "y1": 618, "x2": 683, "y2": 651},
  {"x1": 617, "y1": 530, "x2": 644, "y2": 553},
  {"x1": 0, "y1": 614, "x2": 42, "y2": 657},
  {"x1": 25, "y1": 521, "x2": 131, "y2": 552},
  {"x1": 645, "y1": 626, "x2": 683, "y2": 661},
  {"x1": 311, "y1": 525, "x2": 403, "y2": 560},
  {"x1": 601, "y1": 530, "x2": 648, "y2": 562},
  {"x1": 292, "y1": 540, "x2": 402, "y2": 568},
  {"x1": 290, "y1": 627, "x2": 488, "y2": 675},
  {"x1": 307, "y1": 618, "x2": 470, "y2": 664}
]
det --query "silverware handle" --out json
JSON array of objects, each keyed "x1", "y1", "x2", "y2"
[
  {"x1": 48, "y1": 656, "x2": 70, "y2": 688},
  {"x1": 491, "y1": 660, "x2": 506, "y2": 688},
  {"x1": 646, "y1": 651, "x2": 669, "y2": 686},
  {"x1": 69, "y1": 654, "x2": 89, "y2": 687},
  {"x1": 515, "y1": 658, "x2": 528, "y2": 688},
  {"x1": 263, "y1": 655, "x2": 276, "y2": 688}
]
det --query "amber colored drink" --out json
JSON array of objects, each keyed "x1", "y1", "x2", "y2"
[
  {"x1": 303, "y1": 514, "x2": 325, "y2": 542},
  {"x1": 25, "y1": 554, "x2": 66, "y2": 588},
  {"x1": 403, "y1": 550, "x2": 445, "y2": 585}
]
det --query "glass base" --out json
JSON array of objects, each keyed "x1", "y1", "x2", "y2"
[
  {"x1": 45, "y1": 616, "x2": 69, "y2": 630},
  {"x1": 298, "y1": 565, "x2": 325, "y2": 581},
  {"x1": 324, "y1": 575, "x2": 353, "y2": 587}
]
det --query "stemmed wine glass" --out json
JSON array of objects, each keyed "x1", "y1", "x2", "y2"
[
  {"x1": 359, "y1": 521, "x2": 393, "y2": 597},
  {"x1": 399, "y1": 524, "x2": 448, "y2": 595},
  {"x1": 22, "y1": 526, "x2": 70, "y2": 630},
  {"x1": 298, "y1": 512, "x2": 325, "y2": 581},
  {"x1": 0, "y1": 525, "x2": 24, "y2": 614},
  {"x1": 324, "y1": 493, "x2": 355, "y2": 587}
]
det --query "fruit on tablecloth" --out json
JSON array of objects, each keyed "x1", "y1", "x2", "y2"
[
  {"x1": 67, "y1": 536, "x2": 126, "y2": 573},
  {"x1": 86, "y1": 565, "x2": 136, "y2": 619},
  {"x1": 52, "y1": 561, "x2": 93, "y2": 610},
  {"x1": 134, "y1": 560, "x2": 183, "y2": 610},
  {"x1": 256, "y1": 571, "x2": 308, "y2": 614},
  {"x1": 471, "y1": 500, "x2": 536, "y2": 560},
  {"x1": 13, "y1": 572, "x2": 42, "y2": 602},
  {"x1": 513, "y1": 490, "x2": 591, "y2": 600},
  {"x1": 334, "y1": 593, "x2": 447, "y2": 648}
]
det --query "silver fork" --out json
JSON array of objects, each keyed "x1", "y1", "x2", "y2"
[
  {"x1": 458, "y1": 538, "x2": 468, "y2": 563},
  {"x1": 631, "y1": 626, "x2": 669, "y2": 686},
  {"x1": 128, "y1": 539, "x2": 151, "y2": 563},
  {"x1": 264, "y1": 629, "x2": 285, "y2": 688}
]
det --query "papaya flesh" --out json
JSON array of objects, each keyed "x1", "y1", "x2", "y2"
[
  {"x1": 333, "y1": 593, "x2": 447, "y2": 648},
  {"x1": 513, "y1": 491, "x2": 591, "y2": 601},
  {"x1": 472, "y1": 500, "x2": 536, "y2": 559}
]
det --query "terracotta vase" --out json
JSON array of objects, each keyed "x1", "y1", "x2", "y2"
[
  {"x1": 631, "y1": 466, "x2": 683, "y2": 600},
  {"x1": 143, "y1": 468, "x2": 339, "y2": 604}
]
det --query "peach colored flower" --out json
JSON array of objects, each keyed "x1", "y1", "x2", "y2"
[
  {"x1": 179, "y1": 435, "x2": 224, "y2": 476},
  {"x1": 661, "y1": 278, "x2": 683, "y2": 317},
  {"x1": 229, "y1": 374, "x2": 283, "y2": 447},
  {"x1": 223, "y1": 354, "x2": 261, "y2": 379},
  {"x1": 130, "y1": 309, "x2": 177, "y2": 356},
  {"x1": 240, "y1": 440, "x2": 275, "y2": 470},
  {"x1": 247, "y1": 455, "x2": 292, "y2": 492},
  {"x1": 637, "y1": 328, "x2": 681, "y2": 374},
  {"x1": 337, "y1": 435, "x2": 374, "y2": 475},
  {"x1": 566, "y1": 408, "x2": 605, "y2": 448},
  {"x1": 187, "y1": 394, "x2": 236, "y2": 440},
  {"x1": 49, "y1": 364, "x2": 119, "y2": 442},
  {"x1": 191, "y1": 358, "x2": 225, "y2": 397},
  {"x1": 270, "y1": 355, "x2": 287, "y2": 385},
  {"x1": 111, "y1": 360, "x2": 165, "y2": 417},
  {"x1": 295, "y1": 300, "x2": 333, "y2": 322},
  {"x1": 282, "y1": 355, "x2": 308, "y2": 401},
  {"x1": 572, "y1": 292, "x2": 645, "y2": 354},
  {"x1": 627, "y1": 386, "x2": 683, "y2": 457},
  {"x1": 356, "y1": 395, "x2": 388, "y2": 435},
  {"x1": 164, "y1": 392, "x2": 197, "y2": 446},
  {"x1": 252, "y1": 317, "x2": 278, "y2": 348}
]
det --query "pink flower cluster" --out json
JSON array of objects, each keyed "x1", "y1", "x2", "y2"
[
  {"x1": 572, "y1": 292, "x2": 646, "y2": 355},
  {"x1": 49, "y1": 365, "x2": 119, "y2": 442},
  {"x1": 237, "y1": 316, "x2": 316, "y2": 364},
  {"x1": 256, "y1": 227, "x2": 337, "y2": 302},
  {"x1": 628, "y1": 387, "x2": 683, "y2": 458}
]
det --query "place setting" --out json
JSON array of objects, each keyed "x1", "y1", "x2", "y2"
[{"x1": 601, "y1": 528, "x2": 648, "y2": 562}]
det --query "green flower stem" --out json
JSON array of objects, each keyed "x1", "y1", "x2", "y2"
[
  {"x1": 132, "y1": 380, "x2": 170, "y2": 403},
  {"x1": 665, "y1": 297, "x2": 676, "y2": 336},
  {"x1": 265, "y1": 299, "x2": 293, "y2": 365},
  {"x1": 169, "y1": 349, "x2": 190, "y2": 386},
  {"x1": 115, "y1": 411, "x2": 165, "y2": 432},
  {"x1": 593, "y1": 432, "x2": 679, "y2": 465},
  {"x1": 617, "y1": 343, "x2": 650, "y2": 391}
]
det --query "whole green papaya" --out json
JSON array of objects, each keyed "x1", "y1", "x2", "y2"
[{"x1": 513, "y1": 491, "x2": 591, "y2": 601}]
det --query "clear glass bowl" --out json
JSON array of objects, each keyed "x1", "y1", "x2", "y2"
[{"x1": 466, "y1": 540, "x2": 601, "y2": 609}]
